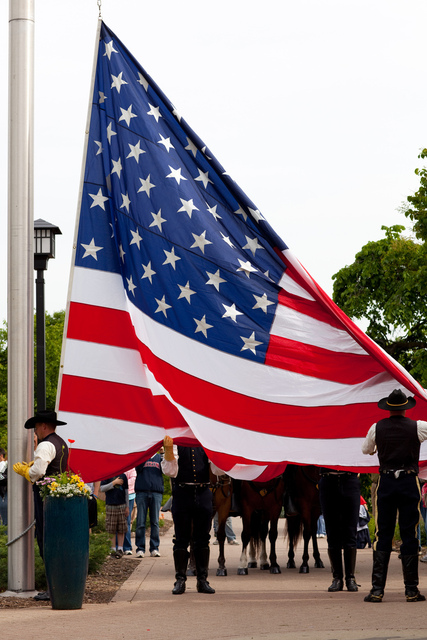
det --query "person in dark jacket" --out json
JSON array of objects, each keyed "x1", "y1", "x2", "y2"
[
  {"x1": 100, "y1": 473, "x2": 129, "y2": 558},
  {"x1": 135, "y1": 453, "x2": 164, "y2": 558},
  {"x1": 318, "y1": 468, "x2": 360, "y2": 593},
  {"x1": 362, "y1": 389, "x2": 427, "y2": 603},
  {"x1": 13, "y1": 409, "x2": 68, "y2": 601},
  {"x1": 161, "y1": 436, "x2": 215, "y2": 595},
  {"x1": 0, "y1": 447, "x2": 7, "y2": 526}
]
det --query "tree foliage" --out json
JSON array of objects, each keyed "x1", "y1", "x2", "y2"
[
  {"x1": 0, "y1": 310, "x2": 65, "y2": 451},
  {"x1": 332, "y1": 150, "x2": 427, "y2": 388}
]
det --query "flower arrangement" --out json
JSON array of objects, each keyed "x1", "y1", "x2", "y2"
[{"x1": 37, "y1": 471, "x2": 91, "y2": 500}]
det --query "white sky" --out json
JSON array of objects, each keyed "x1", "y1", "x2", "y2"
[{"x1": 1, "y1": 0, "x2": 427, "y2": 324}]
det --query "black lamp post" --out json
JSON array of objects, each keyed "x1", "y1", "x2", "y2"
[{"x1": 34, "y1": 218, "x2": 62, "y2": 411}]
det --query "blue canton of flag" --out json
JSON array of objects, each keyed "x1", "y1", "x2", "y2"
[{"x1": 77, "y1": 22, "x2": 287, "y2": 363}]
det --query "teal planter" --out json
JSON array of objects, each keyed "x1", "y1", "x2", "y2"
[{"x1": 43, "y1": 495, "x2": 89, "y2": 609}]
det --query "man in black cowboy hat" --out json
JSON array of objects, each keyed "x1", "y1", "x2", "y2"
[
  {"x1": 13, "y1": 409, "x2": 68, "y2": 601},
  {"x1": 362, "y1": 389, "x2": 427, "y2": 603}
]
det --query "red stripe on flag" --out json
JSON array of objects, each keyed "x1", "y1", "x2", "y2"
[
  {"x1": 67, "y1": 302, "x2": 138, "y2": 348},
  {"x1": 266, "y1": 334, "x2": 384, "y2": 384},
  {"x1": 277, "y1": 289, "x2": 347, "y2": 331},
  {"x1": 59, "y1": 375, "x2": 188, "y2": 427}
]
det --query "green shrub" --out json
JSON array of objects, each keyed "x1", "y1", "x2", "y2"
[{"x1": 88, "y1": 531, "x2": 112, "y2": 573}]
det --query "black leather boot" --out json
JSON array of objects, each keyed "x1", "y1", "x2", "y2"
[
  {"x1": 344, "y1": 547, "x2": 358, "y2": 591},
  {"x1": 364, "y1": 550, "x2": 390, "y2": 602},
  {"x1": 327, "y1": 548, "x2": 344, "y2": 592},
  {"x1": 401, "y1": 554, "x2": 426, "y2": 602},
  {"x1": 195, "y1": 547, "x2": 215, "y2": 594},
  {"x1": 172, "y1": 548, "x2": 188, "y2": 595}
]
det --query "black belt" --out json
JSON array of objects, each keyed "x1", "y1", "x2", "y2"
[
  {"x1": 178, "y1": 482, "x2": 210, "y2": 488},
  {"x1": 320, "y1": 471, "x2": 357, "y2": 477},
  {"x1": 380, "y1": 469, "x2": 416, "y2": 479}
]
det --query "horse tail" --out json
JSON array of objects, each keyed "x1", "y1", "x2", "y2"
[
  {"x1": 248, "y1": 510, "x2": 263, "y2": 554},
  {"x1": 285, "y1": 513, "x2": 303, "y2": 548}
]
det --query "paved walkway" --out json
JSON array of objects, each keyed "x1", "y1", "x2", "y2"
[{"x1": 3, "y1": 515, "x2": 427, "y2": 640}]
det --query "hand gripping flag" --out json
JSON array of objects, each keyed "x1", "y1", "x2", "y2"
[{"x1": 56, "y1": 21, "x2": 427, "y2": 482}]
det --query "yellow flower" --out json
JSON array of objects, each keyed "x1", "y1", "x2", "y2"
[{"x1": 49, "y1": 482, "x2": 58, "y2": 492}]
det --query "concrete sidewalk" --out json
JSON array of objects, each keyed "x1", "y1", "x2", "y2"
[{"x1": 3, "y1": 515, "x2": 427, "y2": 640}]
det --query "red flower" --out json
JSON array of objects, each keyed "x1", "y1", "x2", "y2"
[{"x1": 68, "y1": 439, "x2": 75, "y2": 444}]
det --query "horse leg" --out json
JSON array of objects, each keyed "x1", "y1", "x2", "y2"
[
  {"x1": 237, "y1": 514, "x2": 251, "y2": 575},
  {"x1": 258, "y1": 538, "x2": 268, "y2": 570},
  {"x1": 187, "y1": 540, "x2": 196, "y2": 576},
  {"x1": 312, "y1": 529, "x2": 325, "y2": 569},
  {"x1": 286, "y1": 516, "x2": 297, "y2": 569},
  {"x1": 268, "y1": 518, "x2": 281, "y2": 574},
  {"x1": 299, "y1": 524, "x2": 311, "y2": 574},
  {"x1": 248, "y1": 537, "x2": 258, "y2": 569},
  {"x1": 215, "y1": 519, "x2": 228, "y2": 577},
  {"x1": 216, "y1": 529, "x2": 227, "y2": 576},
  {"x1": 259, "y1": 517, "x2": 271, "y2": 571}
]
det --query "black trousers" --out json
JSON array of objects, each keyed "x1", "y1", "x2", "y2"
[
  {"x1": 374, "y1": 473, "x2": 420, "y2": 556},
  {"x1": 171, "y1": 486, "x2": 213, "y2": 551},
  {"x1": 319, "y1": 474, "x2": 360, "y2": 550},
  {"x1": 33, "y1": 484, "x2": 44, "y2": 559}
]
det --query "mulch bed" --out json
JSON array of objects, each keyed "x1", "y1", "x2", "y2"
[{"x1": 0, "y1": 519, "x2": 174, "y2": 608}]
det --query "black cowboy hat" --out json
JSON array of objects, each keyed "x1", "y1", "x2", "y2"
[
  {"x1": 378, "y1": 389, "x2": 416, "y2": 411},
  {"x1": 24, "y1": 410, "x2": 67, "y2": 430}
]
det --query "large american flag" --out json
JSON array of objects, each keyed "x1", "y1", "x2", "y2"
[{"x1": 56, "y1": 21, "x2": 427, "y2": 483}]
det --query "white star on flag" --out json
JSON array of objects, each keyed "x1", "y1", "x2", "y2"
[
  {"x1": 81, "y1": 238, "x2": 103, "y2": 260},
  {"x1": 162, "y1": 247, "x2": 181, "y2": 270},
  {"x1": 89, "y1": 188, "x2": 109, "y2": 210},
  {"x1": 138, "y1": 175, "x2": 155, "y2": 197},
  {"x1": 177, "y1": 281, "x2": 196, "y2": 303},
  {"x1": 130, "y1": 228, "x2": 142, "y2": 248},
  {"x1": 205, "y1": 269, "x2": 226, "y2": 291},
  {"x1": 119, "y1": 104, "x2": 137, "y2": 127},
  {"x1": 241, "y1": 331, "x2": 262, "y2": 354},
  {"x1": 222, "y1": 303, "x2": 244, "y2": 322},
  {"x1": 127, "y1": 140, "x2": 145, "y2": 163},
  {"x1": 252, "y1": 293, "x2": 274, "y2": 313},
  {"x1": 155, "y1": 295, "x2": 171, "y2": 317},
  {"x1": 111, "y1": 71, "x2": 128, "y2": 93},
  {"x1": 141, "y1": 261, "x2": 156, "y2": 284},
  {"x1": 194, "y1": 315, "x2": 213, "y2": 338}
]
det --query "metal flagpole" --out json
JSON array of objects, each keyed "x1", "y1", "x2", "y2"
[{"x1": 7, "y1": 0, "x2": 36, "y2": 593}]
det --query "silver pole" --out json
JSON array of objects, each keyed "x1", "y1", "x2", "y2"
[{"x1": 7, "y1": 0, "x2": 35, "y2": 592}]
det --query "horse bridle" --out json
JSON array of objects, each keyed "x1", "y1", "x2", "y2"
[{"x1": 211, "y1": 474, "x2": 232, "y2": 499}]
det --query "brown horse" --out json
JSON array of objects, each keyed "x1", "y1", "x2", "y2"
[
  {"x1": 210, "y1": 468, "x2": 233, "y2": 576},
  {"x1": 237, "y1": 475, "x2": 285, "y2": 575},
  {"x1": 284, "y1": 464, "x2": 325, "y2": 573}
]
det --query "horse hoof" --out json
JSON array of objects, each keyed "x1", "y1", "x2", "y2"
[
  {"x1": 237, "y1": 568, "x2": 248, "y2": 575},
  {"x1": 270, "y1": 565, "x2": 281, "y2": 574},
  {"x1": 260, "y1": 563, "x2": 270, "y2": 571},
  {"x1": 248, "y1": 562, "x2": 257, "y2": 569},
  {"x1": 299, "y1": 565, "x2": 309, "y2": 574},
  {"x1": 216, "y1": 568, "x2": 227, "y2": 576},
  {"x1": 315, "y1": 560, "x2": 325, "y2": 569},
  {"x1": 287, "y1": 561, "x2": 296, "y2": 569}
]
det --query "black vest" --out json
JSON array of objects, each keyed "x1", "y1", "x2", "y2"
[
  {"x1": 376, "y1": 415, "x2": 420, "y2": 473},
  {"x1": 176, "y1": 446, "x2": 210, "y2": 484},
  {"x1": 43, "y1": 432, "x2": 69, "y2": 476}
]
